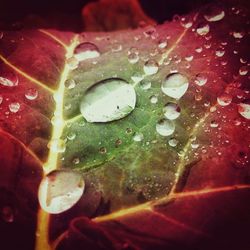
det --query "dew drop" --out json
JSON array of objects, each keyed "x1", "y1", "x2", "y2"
[
  {"x1": 210, "y1": 120, "x2": 219, "y2": 128},
  {"x1": 48, "y1": 139, "x2": 66, "y2": 153},
  {"x1": 215, "y1": 48, "x2": 225, "y2": 57},
  {"x1": 140, "y1": 81, "x2": 151, "y2": 90},
  {"x1": 38, "y1": 170, "x2": 84, "y2": 214},
  {"x1": 80, "y1": 78, "x2": 136, "y2": 123},
  {"x1": 150, "y1": 95, "x2": 158, "y2": 104},
  {"x1": 232, "y1": 31, "x2": 245, "y2": 39},
  {"x1": 180, "y1": 17, "x2": 193, "y2": 28},
  {"x1": 112, "y1": 44, "x2": 122, "y2": 52},
  {"x1": 25, "y1": 88, "x2": 38, "y2": 100},
  {"x1": 185, "y1": 55, "x2": 194, "y2": 61},
  {"x1": 156, "y1": 119, "x2": 175, "y2": 136},
  {"x1": 238, "y1": 103, "x2": 250, "y2": 119},
  {"x1": 66, "y1": 57, "x2": 79, "y2": 69},
  {"x1": 73, "y1": 158, "x2": 80, "y2": 165},
  {"x1": 168, "y1": 138, "x2": 178, "y2": 147},
  {"x1": 161, "y1": 73, "x2": 189, "y2": 99},
  {"x1": 9, "y1": 102, "x2": 20, "y2": 113},
  {"x1": 196, "y1": 23, "x2": 210, "y2": 36},
  {"x1": 143, "y1": 60, "x2": 159, "y2": 75},
  {"x1": 67, "y1": 132, "x2": 76, "y2": 140},
  {"x1": 74, "y1": 42, "x2": 100, "y2": 61},
  {"x1": 65, "y1": 79, "x2": 76, "y2": 89},
  {"x1": 217, "y1": 94, "x2": 232, "y2": 106},
  {"x1": 0, "y1": 71, "x2": 18, "y2": 87},
  {"x1": 158, "y1": 39, "x2": 167, "y2": 49},
  {"x1": 163, "y1": 103, "x2": 181, "y2": 120},
  {"x1": 204, "y1": 8, "x2": 225, "y2": 22},
  {"x1": 128, "y1": 53, "x2": 139, "y2": 64},
  {"x1": 194, "y1": 74, "x2": 207, "y2": 86},
  {"x1": 239, "y1": 66, "x2": 248, "y2": 76},
  {"x1": 133, "y1": 132, "x2": 144, "y2": 142}
]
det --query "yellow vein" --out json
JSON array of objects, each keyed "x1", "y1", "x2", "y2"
[
  {"x1": 39, "y1": 29, "x2": 68, "y2": 50},
  {"x1": 94, "y1": 184, "x2": 250, "y2": 223},
  {"x1": 35, "y1": 34, "x2": 79, "y2": 250},
  {"x1": 0, "y1": 54, "x2": 55, "y2": 94}
]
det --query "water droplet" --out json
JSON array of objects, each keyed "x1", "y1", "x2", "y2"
[
  {"x1": 140, "y1": 81, "x2": 151, "y2": 90},
  {"x1": 65, "y1": 79, "x2": 76, "y2": 89},
  {"x1": 143, "y1": 60, "x2": 159, "y2": 75},
  {"x1": 1, "y1": 206, "x2": 14, "y2": 223},
  {"x1": 217, "y1": 94, "x2": 232, "y2": 106},
  {"x1": 0, "y1": 95, "x2": 3, "y2": 105},
  {"x1": 191, "y1": 142, "x2": 199, "y2": 149},
  {"x1": 196, "y1": 23, "x2": 210, "y2": 36},
  {"x1": 128, "y1": 53, "x2": 139, "y2": 64},
  {"x1": 185, "y1": 55, "x2": 194, "y2": 61},
  {"x1": 163, "y1": 102, "x2": 181, "y2": 120},
  {"x1": 194, "y1": 74, "x2": 207, "y2": 86},
  {"x1": 210, "y1": 120, "x2": 219, "y2": 128},
  {"x1": 156, "y1": 119, "x2": 175, "y2": 136},
  {"x1": 195, "y1": 47, "x2": 203, "y2": 53},
  {"x1": 0, "y1": 71, "x2": 18, "y2": 87},
  {"x1": 168, "y1": 138, "x2": 178, "y2": 147},
  {"x1": 238, "y1": 103, "x2": 250, "y2": 119},
  {"x1": 48, "y1": 139, "x2": 66, "y2": 153},
  {"x1": 25, "y1": 88, "x2": 38, "y2": 100},
  {"x1": 112, "y1": 44, "x2": 122, "y2": 52},
  {"x1": 239, "y1": 66, "x2": 248, "y2": 75},
  {"x1": 162, "y1": 73, "x2": 189, "y2": 99},
  {"x1": 66, "y1": 57, "x2": 79, "y2": 69},
  {"x1": 232, "y1": 31, "x2": 245, "y2": 39},
  {"x1": 67, "y1": 132, "x2": 76, "y2": 140},
  {"x1": 9, "y1": 102, "x2": 20, "y2": 113},
  {"x1": 150, "y1": 95, "x2": 158, "y2": 104},
  {"x1": 215, "y1": 48, "x2": 225, "y2": 57},
  {"x1": 99, "y1": 147, "x2": 107, "y2": 154},
  {"x1": 38, "y1": 170, "x2": 85, "y2": 214},
  {"x1": 73, "y1": 158, "x2": 80, "y2": 165},
  {"x1": 204, "y1": 8, "x2": 225, "y2": 22},
  {"x1": 74, "y1": 42, "x2": 100, "y2": 61},
  {"x1": 133, "y1": 132, "x2": 144, "y2": 142},
  {"x1": 80, "y1": 78, "x2": 136, "y2": 123},
  {"x1": 180, "y1": 17, "x2": 193, "y2": 28},
  {"x1": 158, "y1": 39, "x2": 167, "y2": 49}
]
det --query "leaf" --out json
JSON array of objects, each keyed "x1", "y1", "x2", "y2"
[{"x1": 0, "y1": 1, "x2": 250, "y2": 250}]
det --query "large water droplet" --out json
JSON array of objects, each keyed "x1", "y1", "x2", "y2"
[
  {"x1": 25, "y1": 88, "x2": 38, "y2": 100},
  {"x1": 80, "y1": 78, "x2": 136, "y2": 123},
  {"x1": 38, "y1": 170, "x2": 85, "y2": 214},
  {"x1": 238, "y1": 103, "x2": 250, "y2": 119},
  {"x1": 74, "y1": 42, "x2": 100, "y2": 62},
  {"x1": 161, "y1": 73, "x2": 189, "y2": 99},
  {"x1": 0, "y1": 71, "x2": 18, "y2": 87},
  {"x1": 196, "y1": 23, "x2": 210, "y2": 36},
  {"x1": 163, "y1": 103, "x2": 181, "y2": 120},
  {"x1": 156, "y1": 119, "x2": 175, "y2": 136},
  {"x1": 143, "y1": 60, "x2": 159, "y2": 75},
  {"x1": 64, "y1": 79, "x2": 76, "y2": 89},
  {"x1": 204, "y1": 8, "x2": 225, "y2": 22},
  {"x1": 9, "y1": 102, "x2": 20, "y2": 113},
  {"x1": 217, "y1": 94, "x2": 232, "y2": 106}
]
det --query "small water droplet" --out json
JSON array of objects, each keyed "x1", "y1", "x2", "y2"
[
  {"x1": 66, "y1": 57, "x2": 79, "y2": 69},
  {"x1": 0, "y1": 71, "x2": 18, "y2": 87},
  {"x1": 38, "y1": 170, "x2": 84, "y2": 214},
  {"x1": 217, "y1": 94, "x2": 232, "y2": 106},
  {"x1": 80, "y1": 78, "x2": 136, "y2": 123},
  {"x1": 180, "y1": 17, "x2": 193, "y2": 28},
  {"x1": 73, "y1": 158, "x2": 80, "y2": 164},
  {"x1": 191, "y1": 142, "x2": 199, "y2": 149},
  {"x1": 215, "y1": 48, "x2": 225, "y2": 57},
  {"x1": 150, "y1": 95, "x2": 158, "y2": 104},
  {"x1": 204, "y1": 7, "x2": 225, "y2": 22},
  {"x1": 194, "y1": 74, "x2": 207, "y2": 86},
  {"x1": 239, "y1": 66, "x2": 248, "y2": 76},
  {"x1": 99, "y1": 147, "x2": 107, "y2": 154},
  {"x1": 158, "y1": 39, "x2": 167, "y2": 49},
  {"x1": 238, "y1": 103, "x2": 250, "y2": 119},
  {"x1": 163, "y1": 102, "x2": 181, "y2": 120},
  {"x1": 140, "y1": 81, "x2": 151, "y2": 90},
  {"x1": 196, "y1": 23, "x2": 210, "y2": 36},
  {"x1": 168, "y1": 138, "x2": 178, "y2": 147},
  {"x1": 9, "y1": 102, "x2": 20, "y2": 113},
  {"x1": 128, "y1": 53, "x2": 139, "y2": 64},
  {"x1": 185, "y1": 55, "x2": 194, "y2": 61},
  {"x1": 210, "y1": 120, "x2": 219, "y2": 128},
  {"x1": 232, "y1": 31, "x2": 245, "y2": 39},
  {"x1": 143, "y1": 59, "x2": 159, "y2": 75},
  {"x1": 1, "y1": 206, "x2": 14, "y2": 223},
  {"x1": 48, "y1": 139, "x2": 66, "y2": 153},
  {"x1": 112, "y1": 44, "x2": 122, "y2": 52},
  {"x1": 195, "y1": 47, "x2": 203, "y2": 53},
  {"x1": 25, "y1": 88, "x2": 38, "y2": 100},
  {"x1": 156, "y1": 119, "x2": 175, "y2": 136},
  {"x1": 161, "y1": 73, "x2": 189, "y2": 99},
  {"x1": 0, "y1": 95, "x2": 3, "y2": 105},
  {"x1": 133, "y1": 132, "x2": 144, "y2": 142},
  {"x1": 65, "y1": 79, "x2": 76, "y2": 89},
  {"x1": 74, "y1": 42, "x2": 100, "y2": 61},
  {"x1": 67, "y1": 132, "x2": 76, "y2": 140}
]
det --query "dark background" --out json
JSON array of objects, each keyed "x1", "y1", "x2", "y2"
[{"x1": 0, "y1": 0, "x2": 214, "y2": 31}]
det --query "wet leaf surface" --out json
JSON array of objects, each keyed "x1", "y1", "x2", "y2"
[{"x1": 0, "y1": 1, "x2": 250, "y2": 249}]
